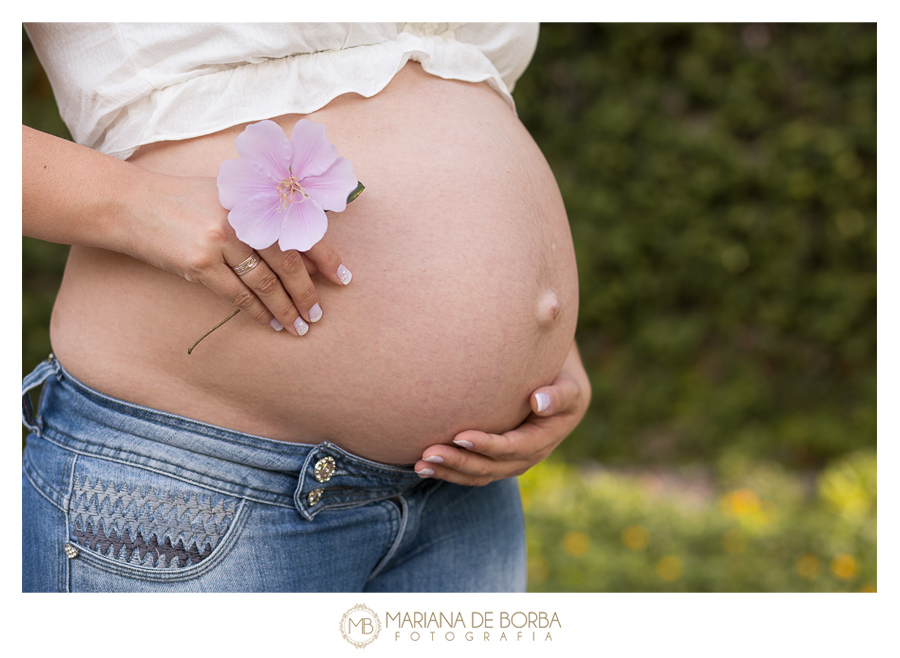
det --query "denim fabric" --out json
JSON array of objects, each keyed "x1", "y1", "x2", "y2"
[{"x1": 22, "y1": 356, "x2": 526, "y2": 592}]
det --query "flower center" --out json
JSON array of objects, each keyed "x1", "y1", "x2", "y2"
[{"x1": 276, "y1": 175, "x2": 309, "y2": 211}]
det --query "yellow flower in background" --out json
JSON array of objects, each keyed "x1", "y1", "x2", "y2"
[
  {"x1": 858, "y1": 584, "x2": 876, "y2": 593},
  {"x1": 721, "y1": 488, "x2": 761, "y2": 516},
  {"x1": 722, "y1": 528, "x2": 747, "y2": 554},
  {"x1": 719, "y1": 488, "x2": 775, "y2": 528},
  {"x1": 562, "y1": 531, "x2": 590, "y2": 557},
  {"x1": 831, "y1": 554, "x2": 859, "y2": 580},
  {"x1": 621, "y1": 525, "x2": 649, "y2": 550},
  {"x1": 796, "y1": 554, "x2": 822, "y2": 579},
  {"x1": 656, "y1": 555, "x2": 683, "y2": 582}
]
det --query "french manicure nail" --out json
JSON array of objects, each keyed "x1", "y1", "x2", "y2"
[
  {"x1": 309, "y1": 303, "x2": 323, "y2": 323},
  {"x1": 337, "y1": 264, "x2": 352, "y2": 285},
  {"x1": 416, "y1": 468, "x2": 434, "y2": 478},
  {"x1": 294, "y1": 317, "x2": 309, "y2": 336},
  {"x1": 453, "y1": 439, "x2": 474, "y2": 449},
  {"x1": 270, "y1": 318, "x2": 284, "y2": 331},
  {"x1": 423, "y1": 455, "x2": 444, "y2": 464},
  {"x1": 535, "y1": 392, "x2": 551, "y2": 413}
]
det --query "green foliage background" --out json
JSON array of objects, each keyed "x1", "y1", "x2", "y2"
[{"x1": 22, "y1": 24, "x2": 876, "y2": 592}]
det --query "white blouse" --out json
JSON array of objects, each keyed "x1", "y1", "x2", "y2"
[{"x1": 24, "y1": 22, "x2": 539, "y2": 160}]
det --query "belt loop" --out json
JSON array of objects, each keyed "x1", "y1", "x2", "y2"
[
  {"x1": 22, "y1": 355, "x2": 59, "y2": 434},
  {"x1": 293, "y1": 447, "x2": 321, "y2": 521}
]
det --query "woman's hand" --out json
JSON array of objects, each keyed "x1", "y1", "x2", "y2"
[
  {"x1": 414, "y1": 341, "x2": 591, "y2": 486},
  {"x1": 148, "y1": 176, "x2": 351, "y2": 337},
  {"x1": 23, "y1": 126, "x2": 351, "y2": 338}
]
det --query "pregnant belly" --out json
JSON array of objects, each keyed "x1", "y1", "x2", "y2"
[{"x1": 49, "y1": 63, "x2": 578, "y2": 464}]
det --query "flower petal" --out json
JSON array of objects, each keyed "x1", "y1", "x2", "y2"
[
  {"x1": 227, "y1": 191, "x2": 284, "y2": 250},
  {"x1": 277, "y1": 199, "x2": 328, "y2": 252},
  {"x1": 217, "y1": 158, "x2": 279, "y2": 210},
  {"x1": 289, "y1": 120, "x2": 338, "y2": 180},
  {"x1": 234, "y1": 120, "x2": 291, "y2": 180},
  {"x1": 302, "y1": 157, "x2": 358, "y2": 212}
]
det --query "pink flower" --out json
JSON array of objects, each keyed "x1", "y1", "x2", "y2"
[{"x1": 217, "y1": 119, "x2": 358, "y2": 252}]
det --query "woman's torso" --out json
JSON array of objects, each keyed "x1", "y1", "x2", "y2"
[{"x1": 49, "y1": 63, "x2": 578, "y2": 464}]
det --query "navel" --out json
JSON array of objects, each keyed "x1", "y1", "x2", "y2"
[{"x1": 536, "y1": 290, "x2": 561, "y2": 328}]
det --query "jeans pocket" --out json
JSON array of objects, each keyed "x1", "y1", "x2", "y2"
[{"x1": 66, "y1": 453, "x2": 249, "y2": 584}]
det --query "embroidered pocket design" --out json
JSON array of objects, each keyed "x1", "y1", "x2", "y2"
[{"x1": 71, "y1": 476, "x2": 238, "y2": 569}]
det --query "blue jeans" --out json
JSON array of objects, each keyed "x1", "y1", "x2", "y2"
[{"x1": 22, "y1": 356, "x2": 526, "y2": 592}]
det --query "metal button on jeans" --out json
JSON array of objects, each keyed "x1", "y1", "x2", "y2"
[
  {"x1": 314, "y1": 456, "x2": 335, "y2": 483},
  {"x1": 308, "y1": 488, "x2": 324, "y2": 506}
]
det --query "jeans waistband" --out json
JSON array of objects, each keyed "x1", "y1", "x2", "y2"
[{"x1": 22, "y1": 355, "x2": 423, "y2": 518}]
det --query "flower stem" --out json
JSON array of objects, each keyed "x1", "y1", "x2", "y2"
[{"x1": 187, "y1": 309, "x2": 241, "y2": 355}]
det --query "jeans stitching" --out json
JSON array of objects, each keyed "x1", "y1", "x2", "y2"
[
  {"x1": 68, "y1": 499, "x2": 251, "y2": 583},
  {"x1": 70, "y1": 473, "x2": 239, "y2": 569},
  {"x1": 63, "y1": 453, "x2": 78, "y2": 593},
  {"x1": 366, "y1": 496, "x2": 408, "y2": 582},
  {"x1": 319, "y1": 442, "x2": 418, "y2": 475},
  {"x1": 22, "y1": 450, "x2": 66, "y2": 513}
]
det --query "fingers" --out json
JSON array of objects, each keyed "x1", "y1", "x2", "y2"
[
  {"x1": 414, "y1": 460, "x2": 501, "y2": 487},
  {"x1": 253, "y1": 236, "x2": 350, "y2": 330},
  {"x1": 415, "y1": 430, "x2": 539, "y2": 486},
  {"x1": 303, "y1": 237, "x2": 352, "y2": 287},
  {"x1": 258, "y1": 243, "x2": 322, "y2": 328},
  {"x1": 530, "y1": 372, "x2": 583, "y2": 417},
  {"x1": 417, "y1": 389, "x2": 582, "y2": 485},
  {"x1": 238, "y1": 249, "x2": 320, "y2": 335},
  {"x1": 414, "y1": 444, "x2": 527, "y2": 486},
  {"x1": 451, "y1": 429, "x2": 529, "y2": 461},
  {"x1": 417, "y1": 342, "x2": 592, "y2": 487},
  {"x1": 211, "y1": 237, "x2": 353, "y2": 337},
  {"x1": 200, "y1": 258, "x2": 295, "y2": 333}
]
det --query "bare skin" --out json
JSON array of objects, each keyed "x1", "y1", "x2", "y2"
[
  {"x1": 416, "y1": 342, "x2": 591, "y2": 484},
  {"x1": 25, "y1": 63, "x2": 582, "y2": 467}
]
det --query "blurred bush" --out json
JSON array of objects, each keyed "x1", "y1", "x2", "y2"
[
  {"x1": 520, "y1": 450, "x2": 876, "y2": 592},
  {"x1": 513, "y1": 24, "x2": 875, "y2": 469}
]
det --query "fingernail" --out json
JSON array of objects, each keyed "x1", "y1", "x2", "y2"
[
  {"x1": 453, "y1": 439, "x2": 474, "y2": 449},
  {"x1": 270, "y1": 318, "x2": 284, "y2": 331},
  {"x1": 423, "y1": 455, "x2": 444, "y2": 464},
  {"x1": 294, "y1": 317, "x2": 309, "y2": 336},
  {"x1": 309, "y1": 303, "x2": 323, "y2": 322},
  {"x1": 535, "y1": 392, "x2": 551, "y2": 413},
  {"x1": 416, "y1": 468, "x2": 434, "y2": 478},
  {"x1": 337, "y1": 264, "x2": 352, "y2": 285}
]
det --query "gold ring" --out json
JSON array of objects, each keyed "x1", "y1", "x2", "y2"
[{"x1": 233, "y1": 253, "x2": 261, "y2": 276}]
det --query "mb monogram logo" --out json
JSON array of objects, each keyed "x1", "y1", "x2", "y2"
[{"x1": 340, "y1": 604, "x2": 382, "y2": 648}]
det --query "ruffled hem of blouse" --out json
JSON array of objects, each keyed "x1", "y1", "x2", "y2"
[{"x1": 97, "y1": 32, "x2": 516, "y2": 160}]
